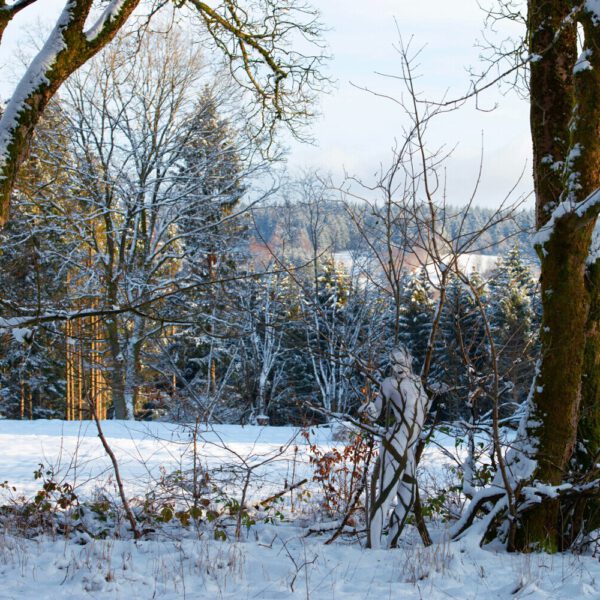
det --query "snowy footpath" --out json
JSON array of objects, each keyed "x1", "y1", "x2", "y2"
[{"x1": 0, "y1": 420, "x2": 598, "y2": 599}]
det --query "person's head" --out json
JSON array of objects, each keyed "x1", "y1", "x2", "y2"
[{"x1": 390, "y1": 346, "x2": 413, "y2": 378}]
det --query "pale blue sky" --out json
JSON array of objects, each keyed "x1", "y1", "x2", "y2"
[
  {"x1": 288, "y1": 0, "x2": 531, "y2": 207},
  {"x1": 0, "y1": 0, "x2": 532, "y2": 207}
]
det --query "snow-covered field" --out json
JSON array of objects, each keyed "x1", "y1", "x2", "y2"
[{"x1": 0, "y1": 420, "x2": 598, "y2": 599}]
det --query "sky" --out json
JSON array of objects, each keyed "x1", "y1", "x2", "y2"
[
  {"x1": 0, "y1": 0, "x2": 532, "y2": 208},
  {"x1": 286, "y1": 0, "x2": 532, "y2": 207}
]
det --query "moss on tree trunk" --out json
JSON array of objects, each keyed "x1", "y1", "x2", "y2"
[
  {"x1": 0, "y1": 0, "x2": 141, "y2": 228},
  {"x1": 514, "y1": 2, "x2": 600, "y2": 551}
]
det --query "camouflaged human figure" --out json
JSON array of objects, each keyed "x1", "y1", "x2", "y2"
[{"x1": 362, "y1": 347, "x2": 429, "y2": 549}]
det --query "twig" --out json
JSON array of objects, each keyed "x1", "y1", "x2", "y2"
[
  {"x1": 255, "y1": 478, "x2": 308, "y2": 510},
  {"x1": 325, "y1": 435, "x2": 375, "y2": 545},
  {"x1": 412, "y1": 487, "x2": 433, "y2": 547},
  {"x1": 90, "y1": 403, "x2": 141, "y2": 540}
]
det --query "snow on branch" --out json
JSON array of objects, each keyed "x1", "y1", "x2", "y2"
[
  {"x1": 0, "y1": 1, "x2": 74, "y2": 171},
  {"x1": 533, "y1": 186, "x2": 600, "y2": 250},
  {"x1": 85, "y1": 0, "x2": 129, "y2": 42},
  {"x1": 0, "y1": 308, "x2": 126, "y2": 332},
  {"x1": 586, "y1": 0, "x2": 600, "y2": 25},
  {"x1": 0, "y1": 0, "x2": 39, "y2": 18}
]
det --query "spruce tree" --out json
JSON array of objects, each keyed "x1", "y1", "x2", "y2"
[
  {"x1": 170, "y1": 88, "x2": 248, "y2": 412},
  {"x1": 398, "y1": 269, "x2": 434, "y2": 373},
  {"x1": 435, "y1": 271, "x2": 489, "y2": 420},
  {"x1": 488, "y1": 246, "x2": 539, "y2": 410}
]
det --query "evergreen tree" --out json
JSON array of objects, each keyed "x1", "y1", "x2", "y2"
[
  {"x1": 0, "y1": 106, "x2": 72, "y2": 419},
  {"x1": 179, "y1": 87, "x2": 247, "y2": 277},
  {"x1": 168, "y1": 87, "x2": 250, "y2": 414},
  {"x1": 397, "y1": 269, "x2": 434, "y2": 373},
  {"x1": 488, "y1": 246, "x2": 540, "y2": 409},
  {"x1": 435, "y1": 271, "x2": 490, "y2": 420}
]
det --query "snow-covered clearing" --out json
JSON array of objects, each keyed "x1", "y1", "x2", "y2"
[{"x1": 0, "y1": 420, "x2": 598, "y2": 599}]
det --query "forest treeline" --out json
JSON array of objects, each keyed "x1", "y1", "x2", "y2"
[
  {"x1": 1, "y1": 231, "x2": 540, "y2": 428},
  {"x1": 250, "y1": 200, "x2": 535, "y2": 262},
  {"x1": 0, "y1": 25, "x2": 539, "y2": 432}
]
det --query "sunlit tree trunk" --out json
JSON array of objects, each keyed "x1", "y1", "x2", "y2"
[
  {"x1": 0, "y1": 0, "x2": 141, "y2": 226},
  {"x1": 515, "y1": 0, "x2": 600, "y2": 551}
]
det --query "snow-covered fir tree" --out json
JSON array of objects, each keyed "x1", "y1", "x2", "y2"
[
  {"x1": 487, "y1": 246, "x2": 540, "y2": 409},
  {"x1": 397, "y1": 268, "x2": 434, "y2": 374},
  {"x1": 168, "y1": 86, "x2": 252, "y2": 419}
]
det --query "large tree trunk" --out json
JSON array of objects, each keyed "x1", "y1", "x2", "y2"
[
  {"x1": 572, "y1": 12, "x2": 600, "y2": 541},
  {"x1": 105, "y1": 316, "x2": 142, "y2": 421},
  {"x1": 123, "y1": 315, "x2": 144, "y2": 419},
  {"x1": 515, "y1": 0, "x2": 576, "y2": 551},
  {"x1": 517, "y1": 218, "x2": 593, "y2": 550},
  {"x1": 528, "y1": 1, "x2": 576, "y2": 230},
  {"x1": 572, "y1": 261, "x2": 600, "y2": 542},
  {"x1": 514, "y1": 1, "x2": 600, "y2": 551}
]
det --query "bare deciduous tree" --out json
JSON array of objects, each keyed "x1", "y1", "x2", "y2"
[{"x1": 0, "y1": 0, "x2": 325, "y2": 227}]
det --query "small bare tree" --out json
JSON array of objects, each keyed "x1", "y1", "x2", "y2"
[{"x1": 335, "y1": 37, "x2": 529, "y2": 547}]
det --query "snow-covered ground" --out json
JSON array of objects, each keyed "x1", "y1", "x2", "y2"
[
  {"x1": 0, "y1": 420, "x2": 319, "y2": 501},
  {"x1": 0, "y1": 420, "x2": 598, "y2": 599}
]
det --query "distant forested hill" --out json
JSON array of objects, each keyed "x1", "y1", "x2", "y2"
[{"x1": 249, "y1": 200, "x2": 536, "y2": 261}]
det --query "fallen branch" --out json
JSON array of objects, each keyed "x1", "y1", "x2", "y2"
[{"x1": 255, "y1": 478, "x2": 308, "y2": 509}]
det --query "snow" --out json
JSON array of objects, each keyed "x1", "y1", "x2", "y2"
[
  {"x1": 587, "y1": 0, "x2": 600, "y2": 26},
  {"x1": 426, "y1": 254, "x2": 500, "y2": 286},
  {"x1": 566, "y1": 143, "x2": 583, "y2": 166},
  {"x1": 10, "y1": 327, "x2": 31, "y2": 343},
  {"x1": 0, "y1": 420, "x2": 599, "y2": 599},
  {"x1": 85, "y1": 0, "x2": 129, "y2": 42},
  {"x1": 331, "y1": 251, "x2": 355, "y2": 271},
  {"x1": 574, "y1": 50, "x2": 593, "y2": 74},
  {"x1": 1, "y1": 526, "x2": 596, "y2": 600},
  {"x1": 1, "y1": 314, "x2": 62, "y2": 331},
  {"x1": 533, "y1": 186, "x2": 600, "y2": 249},
  {"x1": 589, "y1": 220, "x2": 600, "y2": 265},
  {"x1": 0, "y1": 2, "x2": 74, "y2": 172},
  {"x1": 0, "y1": 420, "x2": 315, "y2": 500},
  {"x1": 454, "y1": 253, "x2": 500, "y2": 274}
]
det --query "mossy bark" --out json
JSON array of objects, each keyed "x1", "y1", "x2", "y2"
[
  {"x1": 516, "y1": 216, "x2": 593, "y2": 550},
  {"x1": 0, "y1": 0, "x2": 141, "y2": 227},
  {"x1": 528, "y1": 0, "x2": 576, "y2": 230},
  {"x1": 573, "y1": 14, "x2": 600, "y2": 538},
  {"x1": 515, "y1": 2, "x2": 600, "y2": 551},
  {"x1": 573, "y1": 260, "x2": 600, "y2": 541},
  {"x1": 581, "y1": 262, "x2": 600, "y2": 466},
  {"x1": 515, "y1": 0, "x2": 576, "y2": 551},
  {"x1": 0, "y1": 1, "x2": 40, "y2": 46}
]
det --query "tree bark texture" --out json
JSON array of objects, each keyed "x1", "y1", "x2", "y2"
[
  {"x1": 516, "y1": 0, "x2": 600, "y2": 550},
  {"x1": 0, "y1": 0, "x2": 141, "y2": 227}
]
